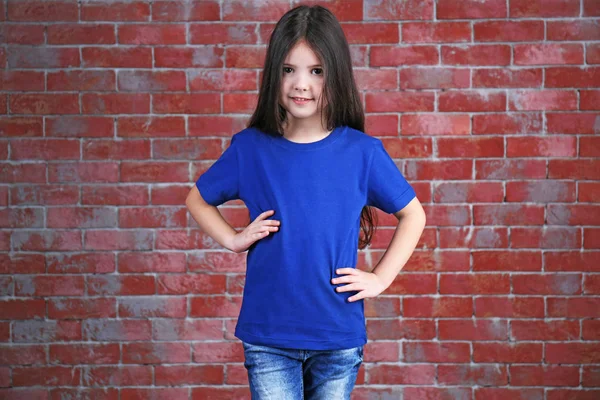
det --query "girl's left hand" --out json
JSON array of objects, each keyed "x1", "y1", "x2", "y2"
[{"x1": 331, "y1": 268, "x2": 388, "y2": 302}]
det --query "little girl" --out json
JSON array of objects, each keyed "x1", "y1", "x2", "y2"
[{"x1": 186, "y1": 5, "x2": 426, "y2": 399}]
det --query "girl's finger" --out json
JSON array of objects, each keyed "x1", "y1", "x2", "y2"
[
  {"x1": 336, "y1": 268, "x2": 358, "y2": 275},
  {"x1": 256, "y1": 210, "x2": 275, "y2": 221}
]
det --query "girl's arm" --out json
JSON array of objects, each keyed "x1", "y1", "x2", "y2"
[
  {"x1": 371, "y1": 197, "x2": 427, "y2": 288},
  {"x1": 186, "y1": 186, "x2": 238, "y2": 252}
]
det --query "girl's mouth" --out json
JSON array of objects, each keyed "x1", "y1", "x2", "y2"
[{"x1": 291, "y1": 97, "x2": 313, "y2": 105}]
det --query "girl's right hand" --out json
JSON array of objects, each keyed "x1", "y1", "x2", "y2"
[{"x1": 230, "y1": 210, "x2": 280, "y2": 253}]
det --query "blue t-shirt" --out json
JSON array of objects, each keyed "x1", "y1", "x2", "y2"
[{"x1": 195, "y1": 125, "x2": 416, "y2": 350}]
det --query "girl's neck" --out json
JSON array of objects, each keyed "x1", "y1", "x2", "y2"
[{"x1": 282, "y1": 118, "x2": 332, "y2": 143}]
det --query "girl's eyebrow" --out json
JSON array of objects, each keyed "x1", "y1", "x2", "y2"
[{"x1": 283, "y1": 63, "x2": 323, "y2": 68}]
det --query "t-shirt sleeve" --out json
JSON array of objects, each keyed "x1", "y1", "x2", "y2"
[
  {"x1": 195, "y1": 134, "x2": 240, "y2": 207},
  {"x1": 366, "y1": 140, "x2": 416, "y2": 214}
]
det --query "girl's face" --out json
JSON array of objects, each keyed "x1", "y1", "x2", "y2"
[{"x1": 279, "y1": 40, "x2": 326, "y2": 127}]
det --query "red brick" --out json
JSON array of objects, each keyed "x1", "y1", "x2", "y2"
[
  {"x1": 365, "y1": 0, "x2": 433, "y2": 20},
  {"x1": 402, "y1": 22, "x2": 470, "y2": 43},
  {"x1": 342, "y1": 23, "x2": 399, "y2": 44},
  {"x1": 584, "y1": 228, "x2": 600, "y2": 249},
  {"x1": 292, "y1": 0, "x2": 364, "y2": 21},
  {"x1": 437, "y1": 0, "x2": 506, "y2": 19},
  {"x1": 82, "y1": 0, "x2": 150, "y2": 21},
  {"x1": 8, "y1": 1, "x2": 78, "y2": 21},
  {"x1": 381, "y1": 137, "x2": 432, "y2": 158},
  {"x1": 545, "y1": 251, "x2": 599, "y2": 272},
  {"x1": 8, "y1": 47, "x2": 80, "y2": 68},
  {"x1": 0, "y1": 163, "x2": 46, "y2": 183},
  {"x1": 547, "y1": 205, "x2": 600, "y2": 226},
  {"x1": 152, "y1": 0, "x2": 220, "y2": 21},
  {"x1": 47, "y1": 70, "x2": 116, "y2": 91},
  {"x1": 83, "y1": 139, "x2": 150, "y2": 160},
  {"x1": 400, "y1": 68, "x2": 470, "y2": 89},
  {"x1": 82, "y1": 93, "x2": 150, "y2": 114},
  {"x1": 473, "y1": 113, "x2": 543, "y2": 134},
  {"x1": 473, "y1": 251, "x2": 542, "y2": 271},
  {"x1": 507, "y1": 136, "x2": 576, "y2": 157},
  {"x1": 476, "y1": 296, "x2": 544, "y2": 317},
  {"x1": 510, "y1": 0, "x2": 579, "y2": 17},
  {"x1": 0, "y1": 24, "x2": 45, "y2": 44},
  {"x1": 509, "y1": 90, "x2": 577, "y2": 111},
  {"x1": 581, "y1": 90, "x2": 600, "y2": 110},
  {"x1": 83, "y1": 47, "x2": 152, "y2": 68},
  {"x1": 474, "y1": 205, "x2": 545, "y2": 225},
  {"x1": 81, "y1": 186, "x2": 147, "y2": 207},
  {"x1": 153, "y1": 93, "x2": 220, "y2": 114},
  {"x1": 580, "y1": 137, "x2": 600, "y2": 157},
  {"x1": 404, "y1": 160, "x2": 472, "y2": 180},
  {"x1": 48, "y1": 298, "x2": 116, "y2": 319},
  {"x1": 225, "y1": 46, "x2": 266, "y2": 68},
  {"x1": 401, "y1": 114, "x2": 470, "y2": 135},
  {"x1": 355, "y1": 69, "x2": 398, "y2": 90},
  {"x1": 473, "y1": 68, "x2": 542, "y2": 88},
  {"x1": 10, "y1": 94, "x2": 79, "y2": 115},
  {"x1": 438, "y1": 91, "x2": 506, "y2": 112},
  {"x1": 366, "y1": 92, "x2": 434, "y2": 112},
  {"x1": 474, "y1": 21, "x2": 544, "y2": 42},
  {"x1": 545, "y1": 67, "x2": 600, "y2": 88},
  {"x1": 512, "y1": 321, "x2": 580, "y2": 342},
  {"x1": 223, "y1": 93, "x2": 258, "y2": 114},
  {"x1": 507, "y1": 181, "x2": 576, "y2": 202},
  {"x1": 222, "y1": 0, "x2": 289, "y2": 21},
  {"x1": 48, "y1": 24, "x2": 116, "y2": 45},
  {"x1": 10, "y1": 139, "x2": 79, "y2": 160},
  {"x1": 82, "y1": 366, "x2": 152, "y2": 386},
  {"x1": 370, "y1": 46, "x2": 439, "y2": 66},
  {"x1": 546, "y1": 342, "x2": 600, "y2": 363},
  {"x1": 584, "y1": 0, "x2": 600, "y2": 15},
  {"x1": 48, "y1": 162, "x2": 119, "y2": 184},
  {"x1": 118, "y1": 116, "x2": 186, "y2": 138},
  {"x1": 155, "y1": 47, "x2": 224, "y2": 68},
  {"x1": 440, "y1": 319, "x2": 509, "y2": 340},
  {"x1": 435, "y1": 182, "x2": 503, "y2": 203},
  {"x1": 190, "y1": 295, "x2": 242, "y2": 317},
  {"x1": 511, "y1": 227, "x2": 581, "y2": 250},
  {"x1": 189, "y1": 116, "x2": 247, "y2": 137},
  {"x1": 579, "y1": 182, "x2": 600, "y2": 202},
  {"x1": 442, "y1": 45, "x2": 511, "y2": 66},
  {"x1": 0, "y1": 71, "x2": 44, "y2": 91},
  {"x1": 47, "y1": 117, "x2": 113, "y2": 138},
  {"x1": 514, "y1": 44, "x2": 584, "y2": 65},
  {"x1": 549, "y1": 159, "x2": 600, "y2": 179},
  {"x1": 365, "y1": 114, "x2": 399, "y2": 136},
  {"x1": 437, "y1": 137, "x2": 504, "y2": 158},
  {"x1": 440, "y1": 273, "x2": 510, "y2": 294},
  {"x1": 119, "y1": 24, "x2": 186, "y2": 45},
  {"x1": 15, "y1": 275, "x2": 85, "y2": 296},
  {"x1": 588, "y1": 43, "x2": 600, "y2": 64},
  {"x1": 190, "y1": 69, "x2": 257, "y2": 92},
  {"x1": 51, "y1": 343, "x2": 120, "y2": 364},
  {"x1": 547, "y1": 20, "x2": 600, "y2": 41},
  {"x1": 474, "y1": 343, "x2": 543, "y2": 363},
  {"x1": 190, "y1": 23, "x2": 257, "y2": 44},
  {"x1": 439, "y1": 226, "x2": 508, "y2": 249},
  {"x1": 121, "y1": 388, "x2": 188, "y2": 400},
  {"x1": 118, "y1": 71, "x2": 186, "y2": 92},
  {"x1": 547, "y1": 113, "x2": 600, "y2": 134}
]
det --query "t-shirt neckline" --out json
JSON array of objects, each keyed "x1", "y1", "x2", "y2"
[{"x1": 271, "y1": 126, "x2": 344, "y2": 151}]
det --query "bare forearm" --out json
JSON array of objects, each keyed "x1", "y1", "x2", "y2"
[
  {"x1": 186, "y1": 199, "x2": 238, "y2": 252},
  {"x1": 371, "y1": 209, "x2": 426, "y2": 288}
]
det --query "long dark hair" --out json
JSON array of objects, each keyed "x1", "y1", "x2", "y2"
[{"x1": 247, "y1": 5, "x2": 378, "y2": 249}]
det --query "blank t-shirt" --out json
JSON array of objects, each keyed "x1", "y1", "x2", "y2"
[{"x1": 196, "y1": 125, "x2": 416, "y2": 350}]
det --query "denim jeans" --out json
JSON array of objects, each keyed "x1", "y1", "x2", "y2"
[{"x1": 242, "y1": 341, "x2": 363, "y2": 400}]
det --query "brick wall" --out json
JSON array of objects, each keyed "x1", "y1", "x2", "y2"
[{"x1": 1, "y1": 0, "x2": 599, "y2": 399}]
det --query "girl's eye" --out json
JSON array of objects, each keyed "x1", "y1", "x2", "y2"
[
  {"x1": 312, "y1": 68, "x2": 323, "y2": 75},
  {"x1": 283, "y1": 67, "x2": 293, "y2": 73}
]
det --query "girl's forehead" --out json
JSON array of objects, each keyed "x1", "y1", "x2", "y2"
[{"x1": 284, "y1": 40, "x2": 321, "y2": 64}]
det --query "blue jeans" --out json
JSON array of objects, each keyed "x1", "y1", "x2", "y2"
[{"x1": 242, "y1": 341, "x2": 363, "y2": 399}]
